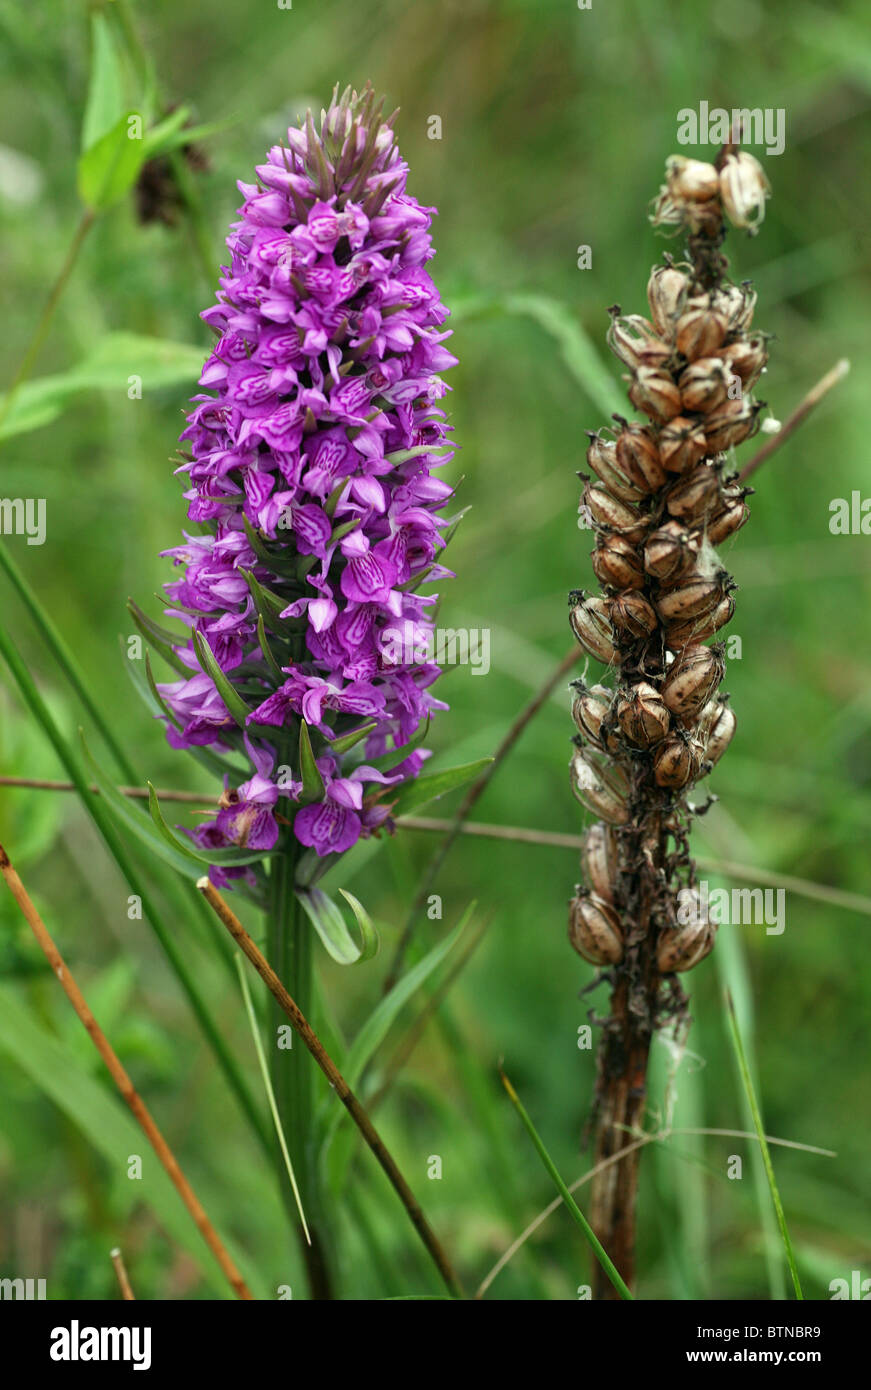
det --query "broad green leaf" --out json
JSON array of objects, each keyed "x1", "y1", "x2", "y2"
[
  {"x1": 77, "y1": 110, "x2": 146, "y2": 211},
  {"x1": 298, "y1": 720, "x2": 325, "y2": 804},
  {"x1": 81, "y1": 14, "x2": 125, "y2": 152},
  {"x1": 295, "y1": 886, "x2": 368, "y2": 966},
  {"x1": 388, "y1": 757, "x2": 492, "y2": 817}
]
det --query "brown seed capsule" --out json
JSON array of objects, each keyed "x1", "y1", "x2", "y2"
[
  {"x1": 721, "y1": 334, "x2": 768, "y2": 389},
  {"x1": 570, "y1": 749, "x2": 629, "y2": 825},
  {"x1": 581, "y1": 478, "x2": 649, "y2": 545},
  {"x1": 616, "y1": 681, "x2": 671, "y2": 748},
  {"x1": 585, "y1": 430, "x2": 646, "y2": 504},
  {"x1": 678, "y1": 356, "x2": 730, "y2": 414},
  {"x1": 661, "y1": 642, "x2": 725, "y2": 720},
  {"x1": 607, "y1": 312, "x2": 672, "y2": 371},
  {"x1": 629, "y1": 365, "x2": 683, "y2": 423},
  {"x1": 712, "y1": 281, "x2": 758, "y2": 332},
  {"x1": 666, "y1": 462, "x2": 722, "y2": 524},
  {"x1": 647, "y1": 263, "x2": 692, "y2": 338},
  {"x1": 592, "y1": 534, "x2": 645, "y2": 591},
  {"x1": 658, "y1": 415, "x2": 708, "y2": 474},
  {"x1": 719, "y1": 151, "x2": 770, "y2": 231},
  {"x1": 580, "y1": 822, "x2": 618, "y2": 902},
  {"x1": 657, "y1": 900, "x2": 717, "y2": 972},
  {"x1": 615, "y1": 422, "x2": 667, "y2": 492},
  {"x1": 569, "y1": 591, "x2": 617, "y2": 664},
  {"x1": 703, "y1": 701, "x2": 737, "y2": 765},
  {"x1": 643, "y1": 519, "x2": 701, "y2": 584},
  {"x1": 703, "y1": 397, "x2": 761, "y2": 452},
  {"x1": 655, "y1": 571, "x2": 730, "y2": 623},
  {"x1": 666, "y1": 156, "x2": 720, "y2": 202},
  {"x1": 571, "y1": 681, "x2": 612, "y2": 747},
  {"x1": 568, "y1": 891, "x2": 625, "y2": 966},
  {"x1": 608, "y1": 589, "x2": 658, "y2": 640},
  {"x1": 653, "y1": 733, "x2": 704, "y2": 789},
  {"x1": 674, "y1": 305, "x2": 728, "y2": 361},
  {"x1": 665, "y1": 592, "x2": 736, "y2": 648},
  {"x1": 705, "y1": 496, "x2": 751, "y2": 546}
]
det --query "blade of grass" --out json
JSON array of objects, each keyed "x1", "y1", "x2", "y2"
[
  {"x1": 724, "y1": 990, "x2": 804, "y2": 1300},
  {"x1": 499, "y1": 1066, "x2": 633, "y2": 1300}
]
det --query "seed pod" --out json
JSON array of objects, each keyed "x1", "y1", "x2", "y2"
[
  {"x1": 666, "y1": 462, "x2": 722, "y2": 524},
  {"x1": 607, "y1": 312, "x2": 672, "y2": 371},
  {"x1": 658, "y1": 415, "x2": 708, "y2": 474},
  {"x1": 568, "y1": 890, "x2": 625, "y2": 966},
  {"x1": 703, "y1": 397, "x2": 761, "y2": 452},
  {"x1": 661, "y1": 642, "x2": 725, "y2": 720},
  {"x1": 629, "y1": 365, "x2": 683, "y2": 423},
  {"x1": 616, "y1": 681, "x2": 671, "y2": 748},
  {"x1": 721, "y1": 334, "x2": 768, "y2": 389},
  {"x1": 569, "y1": 591, "x2": 617, "y2": 664},
  {"x1": 608, "y1": 589, "x2": 658, "y2": 640},
  {"x1": 678, "y1": 356, "x2": 730, "y2": 414},
  {"x1": 703, "y1": 701, "x2": 737, "y2": 765},
  {"x1": 615, "y1": 422, "x2": 667, "y2": 492},
  {"x1": 571, "y1": 681, "x2": 612, "y2": 747},
  {"x1": 643, "y1": 519, "x2": 701, "y2": 584},
  {"x1": 580, "y1": 822, "x2": 618, "y2": 902},
  {"x1": 664, "y1": 592, "x2": 736, "y2": 648},
  {"x1": 653, "y1": 732, "x2": 704, "y2": 789},
  {"x1": 655, "y1": 571, "x2": 730, "y2": 623},
  {"x1": 570, "y1": 749, "x2": 629, "y2": 825},
  {"x1": 647, "y1": 263, "x2": 692, "y2": 337},
  {"x1": 657, "y1": 905, "x2": 717, "y2": 972},
  {"x1": 592, "y1": 534, "x2": 645, "y2": 591},
  {"x1": 585, "y1": 430, "x2": 646, "y2": 504},
  {"x1": 581, "y1": 477, "x2": 649, "y2": 544},
  {"x1": 712, "y1": 281, "x2": 758, "y2": 332},
  {"x1": 666, "y1": 156, "x2": 720, "y2": 203},
  {"x1": 674, "y1": 305, "x2": 728, "y2": 361},
  {"x1": 719, "y1": 151, "x2": 770, "y2": 231},
  {"x1": 706, "y1": 496, "x2": 751, "y2": 546}
]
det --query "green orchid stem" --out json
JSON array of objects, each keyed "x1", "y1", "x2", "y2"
[
  {"x1": 268, "y1": 843, "x2": 335, "y2": 1299},
  {"x1": 0, "y1": 208, "x2": 95, "y2": 439}
]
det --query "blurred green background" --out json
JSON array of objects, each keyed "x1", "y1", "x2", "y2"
[{"x1": 1, "y1": 0, "x2": 869, "y2": 1300}]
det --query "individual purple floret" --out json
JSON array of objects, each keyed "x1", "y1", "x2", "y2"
[{"x1": 152, "y1": 84, "x2": 457, "y2": 872}]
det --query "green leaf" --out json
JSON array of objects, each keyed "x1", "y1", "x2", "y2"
[
  {"x1": 255, "y1": 614, "x2": 285, "y2": 682},
  {"x1": 388, "y1": 757, "x2": 492, "y2": 817},
  {"x1": 240, "y1": 568, "x2": 293, "y2": 626},
  {"x1": 295, "y1": 886, "x2": 368, "y2": 966},
  {"x1": 297, "y1": 720, "x2": 325, "y2": 804},
  {"x1": 326, "y1": 721, "x2": 377, "y2": 756},
  {"x1": 139, "y1": 104, "x2": 191, "y2": 161},
  {"x1": 192, "y1": 630, "x2": 252, "y2": 729},
  {"x1": 77, "y1": 110, "x2": 146, "y2": 211},
  {"x1": 337, "y1": 890, "x2": 380, "y2": 961},
  {"x1": 142, "y1": 112, "x2": 235, "y2": 160},
  {"x1": 127, "y1": 599, "x2": 189, "y2": 675},
  {"x1": 81, "y1": 14, "x2": 125, "y2": 152},
  {"x1": 147, "y1": 783, "x2": 272, "y2": 870}
]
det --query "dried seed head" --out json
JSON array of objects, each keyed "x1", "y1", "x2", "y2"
[
  {"x1": 607, "y1": 312, "x2": 672, "y2": 371},
  {"x1": 570, "y1": 748, "x2": 629, "y2": 825},
  {"x1": 657, "y1": 903, "x2": 717, "y2": 972},
  {"x1": 664, "y1": 591, "x2": 736, "y2": 648},
  {"x1": 581, "y1": 477, "x2": 649, "y2": 544},
  {"x1": 712, "y1": 281, "x2": 757, "y2": 333},
  {"x1": 719, "y1": 151, "x2": 770, "y2": 231},
  {"x1": 585, "y1": 430, "x2": 646, "y2": 503},
  {"x1": 703, "y1": 397, "x2": 762, "y2": 452},
  {"x1": 721, "y1": 334, "x2": 768, "y2": 389},
  {"x1": 571, "y1": 681, "x2": 612, "y2": 747},
  {"x1": 647, "y1": 263, "x2": 692, "y2": 337},
  {"x1": 660, "y1": 642, "x2": 725, "y2": 720},
  {"x1": 616, "y1": 680, "x2": 671, "y2": 748},
  {"x1": 628, "y1": 365, "x2": 683, "y2": 422},
  {"x1": 703, "y1": 700, "x2": 737, "y2": 765},
  {"x1": 678, "y1": 356, "x2": 730, "y2": 414},
  {"x1": 653, "y1": 731, "x2": 705, "y2": 789},
  {"x1": 658, "y1": 415, "x2": 708, "y2": 474},
  {"x1": 608, "y1": 589, "x2": 659, "y2": 640},
  {"x1": 655, "y1": 571, "x2": 731, "y2": 623},
  {"x1": 592, "y1": 534, "x2": 646, "y2": 591},
  {"x1": 580, "y1": 822, "x2": 618, "y2": 902},
  {"x1": 666, "y1": 155, "x2": 721, "y2": 203},
  {"x1": 643, "y1": 519, "x2": 701, "y2": 584},
  {"x1": 568, "y1": 890, "x2": 625, "y2": 966},
  {"x1": 568, "y1": 591, "x2": 617, "y2": 664},
  {"x1": 674, "y1": 304, "x2": 729, "y2": 361},
  {"x1": 615, "y1": 422, "x2": 667, "y2": 492},
  {"x1": 705, "y1": 495, "x2": 751, "y2": 546},
  {"x1": 666, "y1": 462, "x2": 723, "y2": 524}
]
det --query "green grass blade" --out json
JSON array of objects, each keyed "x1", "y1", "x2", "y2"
[
  {"x1": 500, "y1": 1066, "x2": 634, "y2": 1300},
  {"x1": 725, "y1": 990, "x2": 804, "y2": 1300}
]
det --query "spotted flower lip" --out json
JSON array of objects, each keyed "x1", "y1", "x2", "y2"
[{"x1": 152, "y1": 84, "x2": 457, "y2": 871}]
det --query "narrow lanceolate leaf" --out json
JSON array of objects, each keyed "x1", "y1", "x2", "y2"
[
  {"x1": 327, "y1": 721, "x2": 377, "y2": 756},
  {"x1": 255, "y1": 613, "x2": 284, "y2": 682},
  {"x1": 337, "y1": 890, "x2": 380, "y2": 961},
  {"x1": 81, "y1": 13, "x2": 126, "y2": 152},
  {"x1": 147, "y1": 784, "x2": 272, "y2": 871},
  {"x1": 192, "y1": 630, "x2": 251, "y2": 729},
  {"x1": 77, "y1": 111, "x2": 146, "y2": 211},
  {"x1": 297, "y1": 720, "x2": 326, "y2": 804},
  {"x1": 127, "y1": 599, "x2": 189, "y2": 675},
  {"x1": 388, "y1": 758, "x2": 493, "y2": 818},
  {"x1": 295, "y1": 886, "x2": 368, "y2": 966},
  {"x1": 725, "y1": 991, "x2": 804, "y2": 1300}
]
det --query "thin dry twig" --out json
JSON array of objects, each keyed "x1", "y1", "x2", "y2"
[
  {"x1": 0, "y1": 776, "x2": 208, "y2": 803},
  {"x1": 110, "y1": 1247, "x2": 136, "y2": 1301},
  {"x1": 0, "y1": 839, "x2": 253, "y2": 1301},
  {"x1": 740, "y1": 359, "x2": 850, "y2": 481},
  {"x1": 195, "y1": 875, "x2": 465, "y2": 1300}
]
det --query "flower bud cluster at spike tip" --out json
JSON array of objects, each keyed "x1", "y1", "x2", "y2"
[
  {"x1": 566, "y1": 145, "x2": 773, "y2": 978},
  {"x1": 150, "y1": 84, "x2": 458, "y2": 881}
]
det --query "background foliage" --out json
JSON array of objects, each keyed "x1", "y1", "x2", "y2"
[{"x1": 0, "y1": 0, "x2": 869, "y2": 1299}]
